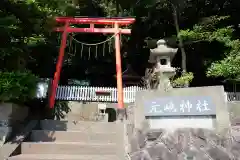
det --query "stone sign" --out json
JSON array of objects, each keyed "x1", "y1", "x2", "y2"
[
  {"x1": 134, "y1": 86, "x2": 230, "y2": 134},
  {"x1": 144, "y1": 96, "x2": 216, "y2": 116}
]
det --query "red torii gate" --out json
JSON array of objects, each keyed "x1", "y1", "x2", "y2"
[{"x1": 49, "y1": 17, "x2": 135, "y2": 114}]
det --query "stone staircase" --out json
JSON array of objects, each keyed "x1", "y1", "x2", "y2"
[{"x1": 8, "y1": 120, "x2": 126, "y2": 160}]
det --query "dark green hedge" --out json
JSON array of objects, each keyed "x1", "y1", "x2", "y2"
[{"x1": 0, "y1": 71, "x2": 38, "y2": 103}]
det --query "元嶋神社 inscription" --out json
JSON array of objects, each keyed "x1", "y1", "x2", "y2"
[{"x1": 144, "y1": 96, "x2": 216, "y2": 116}]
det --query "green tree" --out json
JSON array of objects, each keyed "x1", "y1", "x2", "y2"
[
  {"x1": 179, "y1": 15, "x2": 240, "y2": 80},
  {"x1": 0, "y1": 0, "x2": 76, "y2": 102},
  {"x1": 1, "y1": 0, "x2": 240, "y2": 91}
]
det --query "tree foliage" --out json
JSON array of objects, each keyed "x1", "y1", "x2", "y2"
[
  {"x1": 0, "y1": 0, "x2": 73, "y2": 103},
  {"x1": 0, "y1": 71, "x2": 38, "y2": 103},
  {"x1": 0, "y1": 0, "x2": 240, "y2": 95},
  {"x1": 179, "y1": 15, "x2": 240, "y2": 79},
  {"x1": 172, "y1": 72, "x2": 194, "y2": 87}
]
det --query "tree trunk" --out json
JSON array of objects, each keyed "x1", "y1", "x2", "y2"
[
  {"x1": 172, "y1": 5, "x2": 187, "y2": 73},
  {"x1": 116, "y1": 0, "x2": 120, "y2": 16}
]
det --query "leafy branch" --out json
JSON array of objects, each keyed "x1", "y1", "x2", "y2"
[
  {"x1": 171, "y1": 72, "x2": 194, "y2": 87},
  {"x1": 0, "y1": 71, "x2": 38, "y2": 103},
  {"x1": 179, "y1": 16, "x2": 240, "y2": 79}
]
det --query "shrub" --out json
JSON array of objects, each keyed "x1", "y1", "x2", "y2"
[
  {"x1": 0, "y1": 70, "x2": 38, "y2": 103},
  {"x1": 172, "y1": 72, "x2": 194, "y2": 87},
  {"x1": 53, "y1": 101, "x2": 70, "y2": 120}
]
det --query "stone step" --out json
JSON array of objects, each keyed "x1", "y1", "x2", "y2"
[
  {"x1": 8, "y1": 154, "x2": 121, "y2": 160},
  {"x1": 31, "y1": 130, "x2": 120, "y2": 143},
  {"x1": 61, "y1": 113, "x2": 109, "y2": 122},
  {"x1": 21, "y1": 142, "x2": 121, "y2": 155},
  {"x1": 40, "y1": 120, "x2": 123, "y2": 132}
]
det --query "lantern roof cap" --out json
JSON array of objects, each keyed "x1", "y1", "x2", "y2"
[
  {"x1": 156, "y1": 39, "x2": 166, "y2": 45},
  {"x1": 150, "y1": 39, "x2": 178, "y2": 58}
]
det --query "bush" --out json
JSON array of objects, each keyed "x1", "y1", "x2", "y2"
[
  {"x1": 0, "y1": 71, "x2": 38, "y2": 103},
  {"x1": 172, "y1": 72, "x2": 194, "y2": 87},
  {"x1": 53, "y1": 101, "x2": 70, "y2": 120}
]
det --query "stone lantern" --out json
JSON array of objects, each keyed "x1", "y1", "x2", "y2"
[{"x1": 148, "y1": 39, "x2": 178, "y2": 90}]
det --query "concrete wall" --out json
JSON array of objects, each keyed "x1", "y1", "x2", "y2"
[
  {"x1": 228, "y1": 101, "x2": 240, "y2": 125},
  {"x1": 0, "y1": 103, "x2": 28, "y2": 146},
  {"x1": 60, "y1": 102, "x2": 118, "y2": 121},
  {"x1": 60, "y1": 102, "x2": 98, "y2": 121},
  {"x1": 0, "y1": 103, "x2": 28, "y2": 124}
]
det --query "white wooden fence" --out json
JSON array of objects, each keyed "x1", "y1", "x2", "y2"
[
  {"x1": 55, "y1": 86, "x2": 143, "y2": 103},
  {"x1": 36, "y1": 84, "x2": 240, "y2": 102},
  {"x1": 50, "y1": 85, "x2": 240, "y2": 102},
  {"x1": 226, "y1": 92, "x2": 240, "y2": 101}
]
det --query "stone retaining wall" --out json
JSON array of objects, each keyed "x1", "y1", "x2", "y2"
[
  {"x1": 0, "y1": 103, "x2": 28, "y2": 146},
  {"x1": 124, "y1": 99, "x2": 238, "y2": 160},
  {"x1": 128, "y1": 128, "x2": 237, "y2": 160}
]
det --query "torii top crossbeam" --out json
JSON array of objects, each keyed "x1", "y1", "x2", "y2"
[
  {"x1": 54, "y1": 17, "x2": 135, "y2": 34},
  {"x1": 49, "y1": 17, "x2": 135, "y2": 119},
  {"x1": 55, "y1": 17, "x2": 135, "y2": 25}
]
